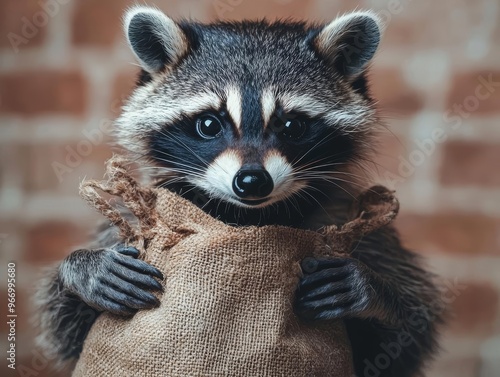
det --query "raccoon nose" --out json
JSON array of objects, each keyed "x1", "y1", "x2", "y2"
[{"x1": 232, "y1": 169, "x2": 274, "y2": 199}]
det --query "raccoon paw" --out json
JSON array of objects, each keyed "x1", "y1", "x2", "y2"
[
  {"x1": 62, "y1": 246, "x2": 164, "y2": 316},
  {"x1": 295, "y1": 257, "x2": 378, "y2": 321}
]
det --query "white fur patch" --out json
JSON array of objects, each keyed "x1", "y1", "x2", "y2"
[
  {"x1": 115, "y1": 90, "x2": 221, "y2": 155},
  {"x1": 280, "y1": 93, "x2": 331, "y2": 118},
  {"x1": 279, "y1": 92, "x2": 373, "y2": 132},
  {"x1": 264, "y1": 151, "x2": 306, "y2": 204},
  {"x1": 324, "y1": 106, "x2": 376, "y2": 132},
  {"x1": 225, "y1": 86, "x2": 242, "y2": 130},
  {"x1": 188, "y1": 150, "x2": 306, "y2": 209},
  {"x1": 261, "y1": 88, "x2": 276, "y2": 126},
  {"x1": 189, "y1": 150, "x2": 242, "y2": 201}
]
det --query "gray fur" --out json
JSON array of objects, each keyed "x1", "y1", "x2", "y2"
[
  {"x1": 36, "y1": 9, "x2": 442, "y2": 377},
  {"x1": 115, "y1": 11, "x2": 380, "y2": 159}
]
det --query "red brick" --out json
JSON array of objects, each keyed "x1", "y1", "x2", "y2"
[
  {"x1": 0, "y1": 0, "x2": 48, "y2": 49},
  {"x1": 439, "y1": 141, "x2": 500, "y2": 187},
  {"x1": 380, "y1": 0, "x2": 487, "y2": 50},
  {"x1": 15, "y1": 144, "x2": 66, "y2": 192},
  {"x1": 25, "y1": 221, "x2": 88, "y2": 263},
  {"x1": 0, "y1": 71, "x2": 87, "y2": 116},
  {"x1": 445, "y1": 71, "x2": 500, "y2": 115},
  {"x1": 372, "y1": 130, "x2": 411, "y2": 189},
  {"x1": 209, "y1": 0, "x2": 315, "y2": 20},
  {"x1": 72, "y1": 0, "x2": 130, "y2": 46},
  {"x1": 449, "y1": 282, "x2": 499, "y2": 336},
  {"x1": 109, "y1": 68, "x2": 140, "y2": 115},
  {"x1": 396, "y1": 213, "x2": 500, "y2": 255},
  {"x1": 17, "y1": 143, "x2": 113, "y2": 193},
  {"x1": 369, "y1": 68, "x2": 424, "y2": 115}
]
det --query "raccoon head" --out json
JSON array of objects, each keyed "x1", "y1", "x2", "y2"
[{"x1": 116, "y1": 6, "x2": 382, "y2": 223}]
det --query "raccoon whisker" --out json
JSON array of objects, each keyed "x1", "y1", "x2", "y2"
[
  {"x1": 151, "y1": 159, "x2": 207, "y2": 175},
  {"x1": 156, "y1": 175, "x2": 188, "y2": 185},
  {"x1": 156, "y1": 131, "x2": 231, "y2": 176},
  {"x1": 291, "y1": 161, "x2": 350, "y2": 175},
  {"x1": 159, "y1": 132, "x2": 231, "y2": 176},
  {"x1": 175, "y1": 182, "x2": 199, "y2": 196},
  {"x1": 215, "y1": 197, "x2": 224, "y2": 216},
  {"x1": 133, "y1": 165, "x2": 206, "y2": 177},
  {"x1": 284, "y1": 195, "x2": 303, "y2": 216},
  {"x1": 292, "y1": 153, "x2": 356, "y2": 172},
  {"x1": 303, "y1": 185, "x2": 333, "y2": 203},
  {"x1": 289, "y1": 163, "x2": 350, "y2": 178},
  {"x1": 351, "y1": 158, "x2": 383, "y2": 179},
  {"x1": 329, "y1": 170, "x2": 370, "y2": 181},
  {"x1": 149, "y1": 166, "x2": 205, "y2": 180},
  {"x1": 149, "y1": 148, "x2": 208, "y2": 174},
  {"x1": 138, "y1": 164, "x2": 206, "y2": 178},
  {"x1": 283, "y1": 199, "x2": 290, "y2": 218},
  {"x1": 315, "y1": 177, "x2": 358, "y2": 200},
  {"x1": 294, "y1": 173, "x2": 358, "y2": 187},
  {"x1": 294, "y1": 175, "x2": 357, "y2": 201},
  {"x1": 292, "y1": 157, "x2": 342, "y2": 172},
  {"x1": 200, "y1": 198, "x2": 214, "y2": 211},
  {"x1": 291, "y1": 133, "x2": 337, "y2": 166},
  {"x1": 325, "y1": 175, "x2": 367, "y2": 190},
  {"x1": 297, "y1": 170, "x2": 368, "y2": 186},
  {"x1": 155, "y1": 129, "x2": 212, "y2": 169},
  {"x1": 145, "y1": 157, "x2": 206, "y2": 177},
  {"x1": 304, "y1": 170, "x2": 366, "y2": 183},
  {"x1": 296, "y1": 174, "x2": 367, "y2": 194},
  {"x1": 295, "y1": 188, "x2": 329, "y2": 218}
]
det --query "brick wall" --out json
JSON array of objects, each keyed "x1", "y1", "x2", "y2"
[{"x1": 1, "y1": 0, "x2": 499, "y2": 376}]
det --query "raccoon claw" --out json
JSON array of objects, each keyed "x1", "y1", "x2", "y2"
[
  {"x1": 295, "y1": 257, "x2": 377, "y2": 321},
  {"x1": 112, "y1": 245, "x2": 164, "y2": 280},
  {"x1": 115, "y1": 245, "x2": 140, "y2": 258},
  {"x1": 63, "y1": 246, "x2": 164, "y2": 316}
]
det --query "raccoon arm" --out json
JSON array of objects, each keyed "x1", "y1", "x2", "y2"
[
  {"x1": 35, "y1": 265, "x2": 99, "y2": 364},
  {"x1": 297, "y1": 225, "x2": 443, "y2": 376},
  {"x1": 346, "y1": 226, "x2": 444, "y2": 376},
  {"x1": 352, "y1": 226, "x2": 444, "y2": 329},
  {"x1": 36, "y1": 244, "x2": 164, "y2": 364},
  {"x1": 35, "y1": 218, "x2": 164, "y2": 365}
]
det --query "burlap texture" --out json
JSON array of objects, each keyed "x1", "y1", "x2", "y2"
[{"x1": 71, "y1": 157, "x2": 399, "y2": 377}]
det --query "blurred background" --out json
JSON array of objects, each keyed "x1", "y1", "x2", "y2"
[{"x1": 0, "y1": 0, "x2": 499, "y2": 376}]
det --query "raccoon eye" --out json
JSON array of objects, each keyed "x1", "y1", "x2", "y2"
[
  {"x1": 274, "y1": 118, "x2": 306, "y2": 140},
  {"x1": 196, "y1": 115, "x2": 223, "y2": 139}
]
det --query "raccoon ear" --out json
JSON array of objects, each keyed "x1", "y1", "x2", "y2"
[
  {"x1": 314, "y1": 12, "x2": 382, "y2": 76},
  {"x1": 124, "y1": 7, "x2": 188, "y2": 73}
]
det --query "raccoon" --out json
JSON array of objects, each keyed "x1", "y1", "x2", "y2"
[{"x1": 36, "y1": 6, "x2": 443, "y2": 377}]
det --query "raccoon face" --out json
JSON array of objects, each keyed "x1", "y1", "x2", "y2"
[{"x1": 116, "y1": 6, "x2": 382, "y2": 210}]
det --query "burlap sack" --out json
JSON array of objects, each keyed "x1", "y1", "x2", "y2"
[{"x1": 72, "y1": 157, "x2": 399, "y2": 377}]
